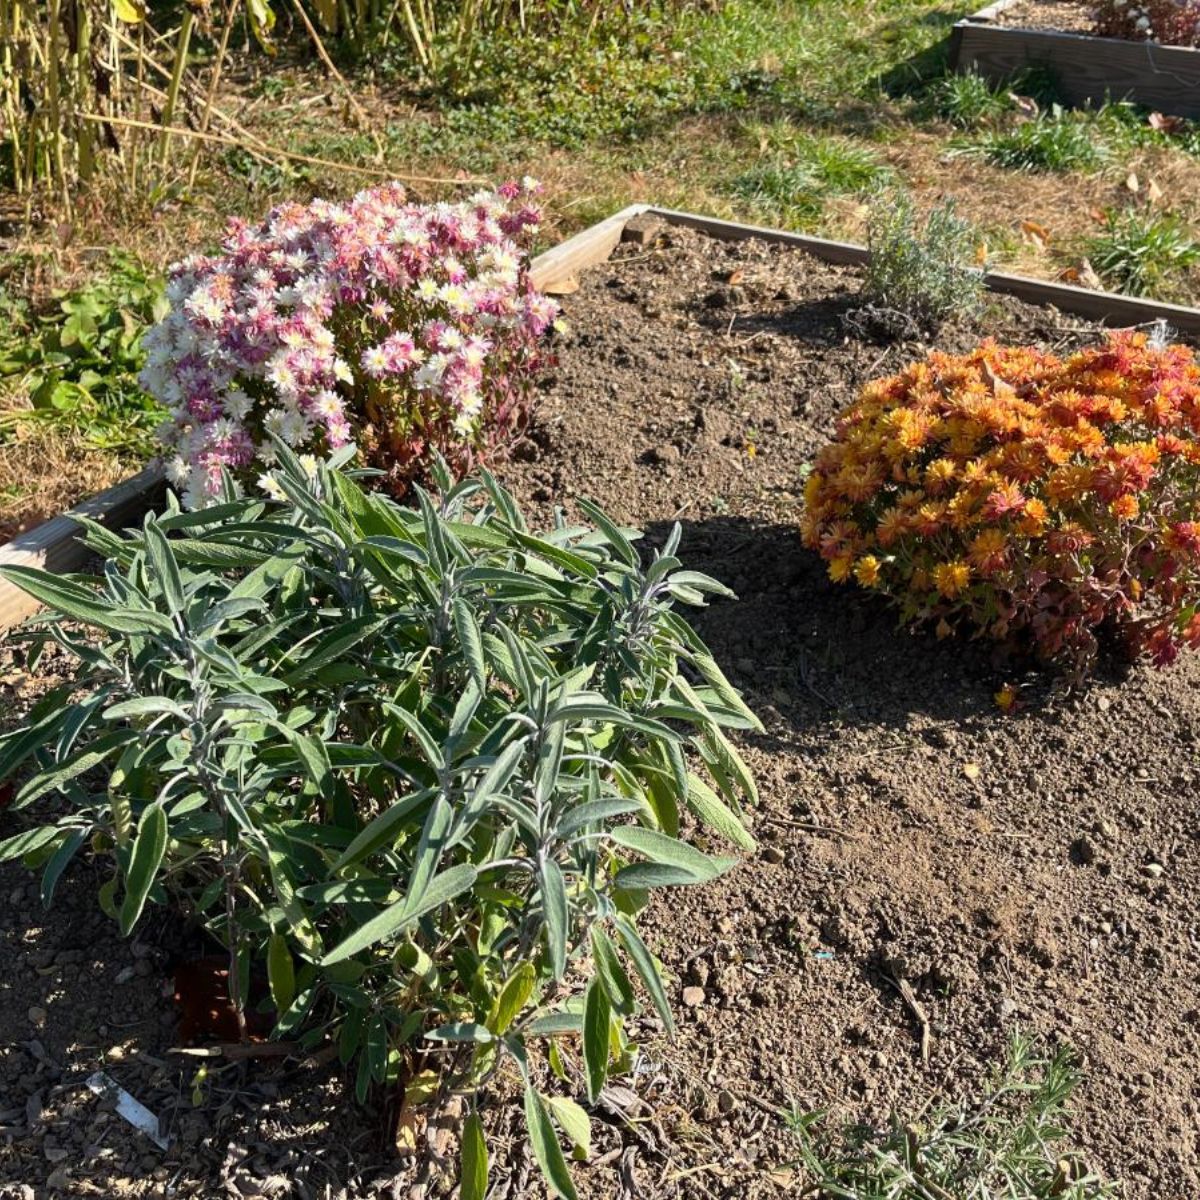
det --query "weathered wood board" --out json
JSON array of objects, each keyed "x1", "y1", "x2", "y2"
[{"x1": 0, "y1": 465, "x2": 166, "y2": 630}]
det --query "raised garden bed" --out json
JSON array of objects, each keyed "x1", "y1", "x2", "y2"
[
  {"x1": 4, "y1": 204, "x2": 1200, "y2": 635},
  {"x1": 3, "y1": 209, "x2": 1200, "y2": 1198},
  {"x1": 950, "y1": 0, "x2": 1200, "y2": 118}
]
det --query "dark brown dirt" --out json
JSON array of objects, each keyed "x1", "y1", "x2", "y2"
[
  {"x1": 506, "y1": 226, "x2": 1200, "y2": 1199},
  {"x1": 993, "y1": 0, "x2": 1097, "y2": 34},
  {"x1": 2, "y1": 225, "x2": 1198, "y2": 1198}
]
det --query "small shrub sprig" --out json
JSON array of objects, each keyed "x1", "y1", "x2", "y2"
[
  {"x1": 859, "y1": 190, "x2": 986, "y2": 333},
  {"x1": 1095, "y1": 0, "x2": 1200, "y2": 46},
  {"x1": 802, "y1": 331, "x2": 1200, "y2": 672},
  {"x1": 140, "y1": 181, "x2": 559, "y2": 508},
  {"x1": 0, "y1": 449, "x2": 759, "y2": 1199},
  {"x1": 786, "y1": 1033, "x2": 1116, "y2": 1199}
]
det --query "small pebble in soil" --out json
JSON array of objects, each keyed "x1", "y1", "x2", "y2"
[
  {"x1": 762, "y1": 846, "x2": 785, "y2": 864},
  {"x1": 682, "y1": 986, "x2": 706, "y2": 1008},
  {"x1": 1142, "y1": 862, "x2": 1165, "y2": 879}
]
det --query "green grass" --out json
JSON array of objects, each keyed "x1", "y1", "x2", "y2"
[
  {"x1": 728, "y1": 128, "x2": 890, "y2": 226},
  {"x1": 923, "y1": 70, "x2": 1015, "y2": 127},
  {"x1": 1087, "y1": 208, "x2": 1200, "y2": 297},
  {"x1": 955, "y1": 112, "x2": 1106, "y2": 172},
  {"x1": 368, "y1": 0, "x2": 976, "y2": 155}
]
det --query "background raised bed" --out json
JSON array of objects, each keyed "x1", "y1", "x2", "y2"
[{"x1": 951, "y1": 0, "x2": 1200, "y2": 119}]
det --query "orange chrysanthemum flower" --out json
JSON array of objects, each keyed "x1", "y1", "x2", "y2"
[
  {"x1": 933, "y1": 560, "x2": 972, "y2": 598},
  {"x1": 854, "y1": 555, "x2": 882, "y2": 587},
  {"x1": 801, "y1": 332, "x2": 1200, "y2": 672}
]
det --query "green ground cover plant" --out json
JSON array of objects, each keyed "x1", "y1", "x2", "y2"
[
  {"x1": 787, "y1": 1033, "x2": 1115, "y2": 1199},
  {"x1": 729, "y1": 129, "x2": 889, "y2": 227},
  {"x1": 953, "y1": 113, "x2": 1106, "y2": 173},
  {"x1": 0, "y1": 255, "x2": 167, "y2": 455},
  {"x1": 1087, "y1": 208, "x2": 1200, "y2": 297},
  {"x1": 0, "y1": 446, "x2": 760, "y2": 1198}
]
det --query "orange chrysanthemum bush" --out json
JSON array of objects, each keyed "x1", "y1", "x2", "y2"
[{"x1": 802, "y1": 332, "x2": 1200, "y2": 672}]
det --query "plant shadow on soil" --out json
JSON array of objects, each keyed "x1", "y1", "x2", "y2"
[
  {"x1": 647, "y1": 512, "x2": 1065, "y2": 733},
  {"x1": 0, "y1": 852, "x2": 414, "y2": 1195}
]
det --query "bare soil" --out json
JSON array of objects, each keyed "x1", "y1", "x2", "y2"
[
  {"x1": 2, "y1": 226, "x2": 1199, "y2": 1198},
  {"x1": 993, "y1": 0, "x2": 1096, "y2": 34}
]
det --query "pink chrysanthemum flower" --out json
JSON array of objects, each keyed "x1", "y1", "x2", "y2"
[{"x1": 143, "y1": 180, "x2": 555, "y2": 506}]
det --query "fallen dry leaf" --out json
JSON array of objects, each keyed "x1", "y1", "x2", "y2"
[
  {"x1": 1078, "y1": 259, "x2": 1103, "y2": 289},
  {"x1": 1147, "y1": 178, "x2": 1163, "y2": 205},
  {"x1": 542, "y1": 276, "x2": 579, "y2": 296},
  {"x1": 1125, "y1": 171, "x2": 1140, "y2": 193},
  {"x1": 982, "y1": 360, "x2": 1016, "y2": 400},
  {"x1": 1009, "y1": 92, "x2": 1039, "y2": 119},
  {"x1": 1059, "y1": 260, "x2": 1103, "y2": 289},
  {"x1": 1149, "y1": 111, "x2": 1185, "y2": 133},
  {"x1": 1020, "y1": 218, "x2": 1051, "y2": 251}
]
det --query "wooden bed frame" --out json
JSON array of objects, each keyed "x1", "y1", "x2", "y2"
[
  {"x1": 950, "y1": 0, "x2": 1200, "y2": 119},
  {"x1": 3, "y1": 201, "x2": 1199, "y2": 629}
]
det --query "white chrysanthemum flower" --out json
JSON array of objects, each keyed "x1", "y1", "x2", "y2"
[
  {"x1": 298, "y1": 454, "x2": 319, "y2": 479},
  {"x1": 278, "y1": 408, "x2": 311, "y2": 446},
  {"x1": 259, "y1": 473, "x2": 286, "y2": 502},
  {"x1": 416, "y1": 278, "x2": 439, "y2": 303},
  {"x1": 262, "y1": 408, "x2": 289, "y2": 440},
  {"x1": 413, "y1": 354, "x2": 447, "y2": 392},
  {"x1": 223, "y1": 389, "x2": 253, "y2": 420},
  {"x1": 438, "y1": 284, "x2": 470, "y2": 314},
  {"x1": 165, "y1": 456, "x2": 190, "y2": 486},
  {"x1": 362, "y1": 345, "x2": 389, "y2": 377},
  {"x1": 313, "y1": 390, "x2": 344, "y2": 420},
  {"x1": 267, "y1": 357, "x2": 299, "y2": 396}
]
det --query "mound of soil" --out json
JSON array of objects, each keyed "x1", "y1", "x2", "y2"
[
  {"x1": 2, "y1": 224, "x2": 1198, "y2": 1198},
  {"x1": 992, "y1": 0, "x2": 1095, "y2": 35},
  {"x1": 503, "y1": 225, "x2": 1200, "y2": 1199}
]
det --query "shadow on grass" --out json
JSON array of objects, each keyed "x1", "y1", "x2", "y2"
[{"x1": 869, "y1": 7, "x2": 971, "y2": 98}]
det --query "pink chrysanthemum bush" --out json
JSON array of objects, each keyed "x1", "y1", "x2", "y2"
[
  {"x1": 1094, "y1": 0, "x2": 1200, "y2": 45},
  {"x1": 140, "y1": 180, "x2": 559, "y2": 507},
  {"x1": 802, "y1": 332, "x2": 1200, "y2": 672}
]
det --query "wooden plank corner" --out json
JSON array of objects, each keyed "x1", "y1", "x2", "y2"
[{"x1": 0, "y1": 464, "x2": 166, "y2": 630}]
